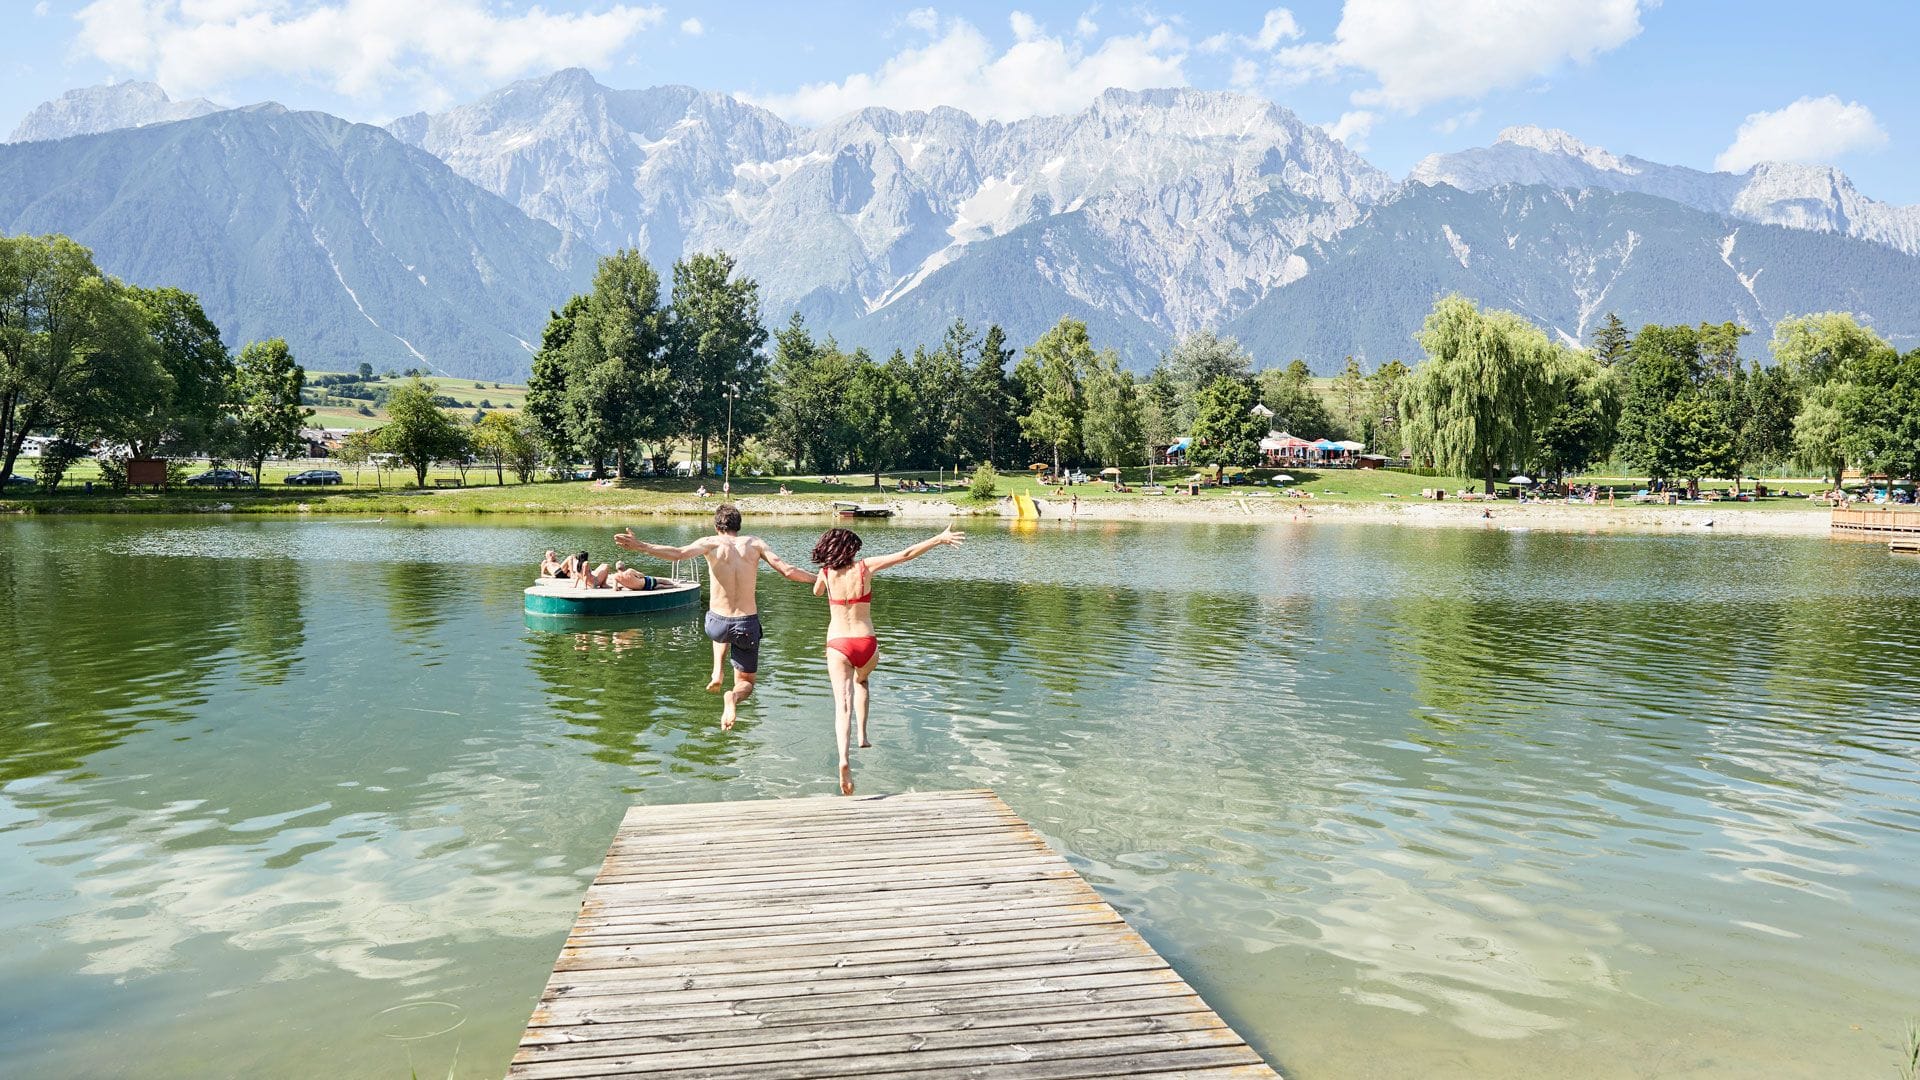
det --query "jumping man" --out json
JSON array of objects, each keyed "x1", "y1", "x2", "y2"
[{"x1": 614, "y1": 505, "x2": 813, "y2": 729}]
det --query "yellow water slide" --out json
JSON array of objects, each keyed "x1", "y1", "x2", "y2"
[{"x1": 1012, "y1": 493, "x2": 1040, "y2": 519}]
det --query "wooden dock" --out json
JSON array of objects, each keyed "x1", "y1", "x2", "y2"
[{"x1": 509, "y1": 789, "x2": 1280, "y2": 1079}]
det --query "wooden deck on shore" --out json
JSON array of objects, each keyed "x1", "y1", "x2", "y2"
[
  {"x1": 1832, "y1": 506, "x2": 1920, "y2": 538},
  {"x1": 509, "y1": 789, "x2": 1280, "y2": 1079}
]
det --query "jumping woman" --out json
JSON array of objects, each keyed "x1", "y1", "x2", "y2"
[{"x1": 810, "y1": 525, "x2": 965, "y2": 795}]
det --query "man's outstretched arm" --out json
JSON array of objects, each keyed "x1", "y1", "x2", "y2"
[
  {"x1": 757, "y1": 540, "x2": 816, "y2": 583},
  {"x1": 614, "y1": 529, "x2": 711, "y2": 562}
]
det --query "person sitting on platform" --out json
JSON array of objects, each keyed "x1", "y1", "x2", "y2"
[{"x1": 541, "y1": 550, "x2": 571, "y2": 578}]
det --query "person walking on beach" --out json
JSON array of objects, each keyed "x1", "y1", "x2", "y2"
[
  {"x1": 809, "y1": 525, "x2": 966, "y2": 795},
  {"x1": 614, "y1": 506, "x2": 813, "y2": 729}
]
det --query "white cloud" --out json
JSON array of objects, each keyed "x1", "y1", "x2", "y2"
[
  {"x1": 1247, "y1": 8, "x2": 1302, "y2": 50},
  {"x1": 1009, "y1": 10, "x2": 1040, "y2": 41},
  {"x1": 1714, "y1": 95, "x2": 1888, "y2": 173},
  {"x1": 1436, "y1": 107, "x2": 1482, "y2": 134},
  {"x1": 1323, "y1": 109, "x2": 1375, "y2": 150},
  {"x1": 1277, "y1": 0, "x2": 1646, "y2": 112},
  {"x1": 901, "y1": 7, "x2": 940, "y2": 34},
  {"x1": 679, "y1": 16, "x2": 702, "y2": 36},
  {"x1": 1229, "y1": 57, "x2": 1259, "y2": 90},
  {"x1": 1075, "y1": 6, "x2": 1099, "y2": 38},
  {"x1": 72, "y1": 0, "x2": 666, "y2": 106},
  {"x1": 749, "y1": 12, "x2": 1188, "y2": 125},
  {"x1": 34, "y1": 1, "x2": 50, "y2": 15}
]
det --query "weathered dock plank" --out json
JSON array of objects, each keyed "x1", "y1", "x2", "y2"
[{"x1": 509, "y1": 789, "x2": 1280, "y2": 1079}]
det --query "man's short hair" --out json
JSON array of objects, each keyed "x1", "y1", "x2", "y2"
[{"x1": 714, "y1": 504, "x2": 743, "y2": 534}]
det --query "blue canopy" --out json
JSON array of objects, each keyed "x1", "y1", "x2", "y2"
[
  {"x1": 1310, "y1": 439, "x2": 1343, "y2": 451},
  {"x1": 1168, "y1": 438, "x2": 1192, "y2": 453}
]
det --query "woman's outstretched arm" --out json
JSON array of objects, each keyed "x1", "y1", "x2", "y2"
[{"x1": 865, "y1": 527, "x2": 965, "y2": 571}]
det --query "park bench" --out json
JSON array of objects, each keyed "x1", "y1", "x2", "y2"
[{"x1": 434, "y1": 478, "x2": 463, "y2": 488}]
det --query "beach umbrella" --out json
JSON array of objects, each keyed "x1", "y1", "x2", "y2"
[
  {"x1": 1100, "y1": 467, "x2": 1121, "y2": 476},
  {"x1": 1028, "y1": 463, "x2": 1048, "y2": 471},
  {"x1": 1509, "y1": 474, "x2": 1533, "y2": 484}
]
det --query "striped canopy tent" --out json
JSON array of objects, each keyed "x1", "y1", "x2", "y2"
[{"x1": 1335, "y1": 440, "x2": 1366, "y2": 452}]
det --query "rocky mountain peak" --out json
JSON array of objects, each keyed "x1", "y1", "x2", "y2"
[
  {"x1": 1494, "y1": 124, "x2": 1634, "y2": 173},
  {"x1": 9, "y1": 81, "x2": 225, "y2": 143}
]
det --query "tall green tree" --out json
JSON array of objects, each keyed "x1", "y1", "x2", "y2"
[
  {"x1": 525, "y1": 295, "x2": 587, "y2": 467},
  {"x1": 846, "y1": 350, "x2": 914, "y2": 488},
  {"x1": 765, "y1": 313, "x2": 856, "y2": 473},
  {"x1": 1534, "y1": 352, "x2": 1620, "y2": 480},
  {"x1": 1590, "y1": 312, "x2": 1632, "y2": 367},
  {"x1": 1016, "y1": 318, "x2": 1093, "y2": 476},
  {"x1": 1329, "y1": 356, "x2": 1367, "y2": 433},
  {"x1": 568, "y1": 250, "x2": 675, "y2": 476},
  {"x1": 228, "y1": 338, "x2": 310, "y2": 482},
  {"x1": 1187, "y1": 375, "x2": 1265, "y2": 473},
  {"x1": 1081, "y1": 350, "x2": 1144, "y2": 468},
  {"x1": 1139, "y1": 365, "x2": 1181, "y2": 459},
  {"x1": 1770, "y1": 311, "x2": 1893, "y2": 387},
  {"x1": 1399, "y1": 295, "x2": 1567, "y2": 493},
  {"x1": 910, "y1": 319, "x2": 972, "y2": 470},
  {"x1": 0, "y1": 234, "x2": 155, "y2": 483},
  {"x1": 379, "y1": 378, "x2": 469, "y2": 487},
  {"x1": 963, "y1": 323, "x2": 1020, "y2": 467},
  {"x1": 670, "y1": 250, "x2": 767, "y2": 475},
  {"x1": 1163, "y1": 331, "x2": 1254, "y2": 430},
  {"x1": 1257, "y1": 360, "x2": 1337, "y2": 438},
  {"x1": 121, "y1": 286, "x2": 233, "y2": 457},
  {"x1": 1362, "y1": 359, "x2": 1411, "y2": 452}
]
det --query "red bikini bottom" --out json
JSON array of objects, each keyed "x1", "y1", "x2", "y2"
[{"x1": 827, "y1": 636, "x2": 879, "y2": 667}]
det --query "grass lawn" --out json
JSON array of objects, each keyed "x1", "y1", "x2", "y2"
[{"x1": 2, "y1": 459, "x2": 1836, "y2": 517}]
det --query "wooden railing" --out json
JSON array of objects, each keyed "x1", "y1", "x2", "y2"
[{"x1": 1831, "y1": 507, "x2": 1920, "y2": 535}]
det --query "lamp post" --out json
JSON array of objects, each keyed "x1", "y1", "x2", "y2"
[{"x1": 722, "y1": 381, "x2": 739, "y2": 496}]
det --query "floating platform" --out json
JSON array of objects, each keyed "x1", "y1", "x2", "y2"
[
  {"x1": 523, "y1": 577, "x2": 702, "y2": 619},
  {"x1": 1832, "y1": 507, "x2": 1920, "y2": 539},
  {"x1": 509, "y1": 789, "x2": 1281, "y2": 1079},
  {"x1": 1892, "y1": 538, "x2": 1920, "y2": 555},
  {"x1": 832, "y1": 501, "x2": 895, "y2": 518}
]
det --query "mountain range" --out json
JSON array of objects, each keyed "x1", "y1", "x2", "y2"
[{"x1": 4, "y1": 73, "x2": 1917, "y2": 379}]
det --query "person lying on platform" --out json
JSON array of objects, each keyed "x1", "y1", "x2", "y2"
[{"x1": 541, "y1": 550, "x2": 571, "y2": 578}]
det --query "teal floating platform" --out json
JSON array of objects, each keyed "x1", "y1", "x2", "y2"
[{"x1": 522, "y1": 578, "x2": 702, "y2": 619}]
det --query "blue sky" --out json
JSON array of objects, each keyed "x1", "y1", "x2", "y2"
[{"x1": 7, "y1": 1, "x2": 1917, "y2": 201}]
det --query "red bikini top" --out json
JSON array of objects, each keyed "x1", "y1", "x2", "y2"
[{"x1": 826, "y1": 561, "x2": 871, "y2": 605}]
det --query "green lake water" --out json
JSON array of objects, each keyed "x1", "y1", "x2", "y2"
[{"x1": 0, "y1": 516, "x2": 1916, "y2": 1079}]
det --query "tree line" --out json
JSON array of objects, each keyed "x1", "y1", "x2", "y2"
[
  {"x1": 0, "y1": 234, "x2": 308, "y2": 489},
  {"x1": 1397, "y1": 297, "x2": 1920, "y2": 493}
]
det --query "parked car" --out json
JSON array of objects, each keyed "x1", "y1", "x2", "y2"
[
  {"x1": 186, "y1": 468, "x2": 256, "y2": 488},
  {"x1": 3, "y1": 474, "x2": 35, "y2": 490},
  {"x1": 284, "y1": 469, "x2": 344, "y2": 486}
]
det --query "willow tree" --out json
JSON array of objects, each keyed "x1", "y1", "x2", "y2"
[{"x1": 1400, "y1": 296, "x2": 1567, "y2": 493}]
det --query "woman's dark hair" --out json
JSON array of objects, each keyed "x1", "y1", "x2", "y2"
[
  {"x1": 574, "y1": 551, "x2": 590, "y2": 568},
  {"x1": 714, "y1": 504, "x2": 743, "y2": 534},
  {"x1": 811, "y1": 528, "x2": 862, "y2": 570}
]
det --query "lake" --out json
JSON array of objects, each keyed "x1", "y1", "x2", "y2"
[{"x1": 0, "y1": 516, "x2": 1915, "y2": 1079}]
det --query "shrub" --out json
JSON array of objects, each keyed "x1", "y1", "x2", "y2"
[{"x1": 967, "y1": 463, "x2": 999, "y2": 501}]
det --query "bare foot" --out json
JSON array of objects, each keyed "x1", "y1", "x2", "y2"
[
  {"x1": 858, "y1": 728, "x2": 872, "y2": 749},
  {"x1": 706, "y1": 675, "x2": 724, "y2": 693},
  {"x1": 721, "y1": 690, "x2": 739, "y2": 731},
  {"x1": 838, "y1": 763, "x2": 854, "y2": 796}
]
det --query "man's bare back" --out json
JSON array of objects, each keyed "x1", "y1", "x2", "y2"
[{"x1": 613, "y1": 505, "x2": 811, "y2": 730}]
